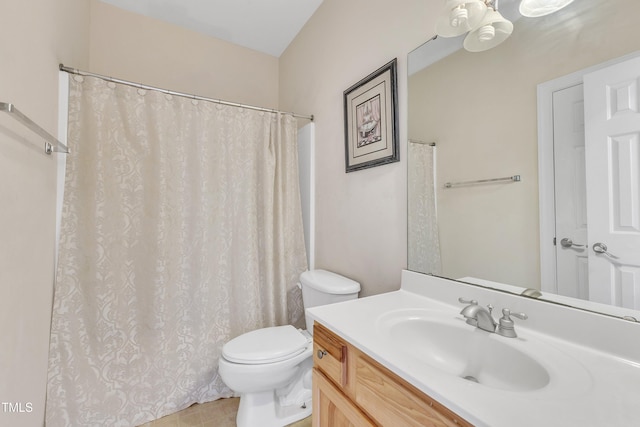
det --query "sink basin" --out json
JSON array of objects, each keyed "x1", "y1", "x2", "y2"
[{"x1": 377, "y1": 309, "x2": 551, "y2": 392}]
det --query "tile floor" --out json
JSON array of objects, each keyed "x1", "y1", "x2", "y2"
[{"x1": 138, "y1": 397, "x2": 312, "y2": 427}]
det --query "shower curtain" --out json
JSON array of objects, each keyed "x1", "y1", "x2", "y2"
[
  {"x1": 46, "y1": 75, "x2": 308, "y2": 426},
  {"x1": 408, "y1": 142, "x2": 442, "y2": 275}
]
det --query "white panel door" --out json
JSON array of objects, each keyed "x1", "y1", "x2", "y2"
[
  {"x1": 553, "y1": 84, "x2": 589, "y2": 300},
  {"x1": 584, "y1": 57, "x2": 640, "y2": 309}
]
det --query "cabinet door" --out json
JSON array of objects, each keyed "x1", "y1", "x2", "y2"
[
  {"x1": 312, "y1": 368, "x2": 374, "y2": 427},
  {"x1": 353, "y1": 349, "x2": 472, "y2": 427}
]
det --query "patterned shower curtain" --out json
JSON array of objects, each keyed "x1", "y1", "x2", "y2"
[
  {"x1": 408, "y1": 142, "x2": 442, "y2": 275},
  {"x1": 46, "y1": 75, "x2": 308, "y2": 426}
]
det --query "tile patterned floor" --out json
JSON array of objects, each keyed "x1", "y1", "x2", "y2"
[{"x1": 138, "y1": 397, "x2": 312, "y2": 427}]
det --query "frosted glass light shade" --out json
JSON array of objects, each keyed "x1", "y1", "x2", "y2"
[
  {"x1": 519, "y1": 0, "x2": 575, "y2": 17},
  {"x1": 436, "y1": 0, "x2": 488, "y2": 38},
  {"x1": 463, "y1": 9, "x2": 513, "y2": 52}
]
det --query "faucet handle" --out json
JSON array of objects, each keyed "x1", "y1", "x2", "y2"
[
  {"x1": 497, "y1": 308, "x2": 528, "y2": 338},
  {"x1": 458, "y1": 297, "x2": 478, "y2": 305},
  {"x1": 503, "y1": 308, "x2": 528, "y2": 320}
]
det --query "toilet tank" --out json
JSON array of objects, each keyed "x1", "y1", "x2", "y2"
[{"x1": 300, "y1": 269, "x2": 360, "y2": 333}]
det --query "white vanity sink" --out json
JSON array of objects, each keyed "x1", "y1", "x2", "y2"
[
  {"x1": 377, "y1": 308, "x2": 550, "y2": 391},
  {"x1": 307, "y1": 271, "x2": 640, "y2": 426}
]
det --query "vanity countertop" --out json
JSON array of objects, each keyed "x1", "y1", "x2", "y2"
[{"x1": 307, "y1": 271, "x2": 640, "y2": 427}]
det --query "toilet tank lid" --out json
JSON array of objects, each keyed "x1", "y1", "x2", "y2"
[{"x1": 300, "y1": 269, "x2": 360, "y2": 294}]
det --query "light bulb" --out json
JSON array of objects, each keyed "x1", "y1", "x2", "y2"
[
  {"x1": 477, "y1": 24, "x2": 496, "y2": 42},
  {"x1": 463, "y1": 9, "x2": 513, "y2": 52},
  {"x1": 450, "y1": 5, "x2": 469, "y2": 28},
  {"x1": 436, "y1": 0, "x2": 488, "y2": 38}
]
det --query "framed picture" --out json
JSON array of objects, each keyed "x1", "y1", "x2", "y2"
[{"x1": 343, "y1": 58, "x2": 399, "y2": 173}]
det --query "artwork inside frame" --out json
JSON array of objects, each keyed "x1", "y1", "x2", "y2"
[{"x1": 343, "y1": 58, "x2": 399, "y2": 173}]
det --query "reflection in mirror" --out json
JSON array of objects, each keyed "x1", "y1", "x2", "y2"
[{"x1": 408, "y1": 0, "x2": 640, "y2": 320}]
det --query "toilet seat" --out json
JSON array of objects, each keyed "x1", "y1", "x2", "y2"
[{"x1": 223, "y1": 325, "x2": 310, "y2": 365}]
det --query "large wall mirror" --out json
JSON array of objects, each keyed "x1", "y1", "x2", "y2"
[{"x1": 408, "y1": 0, "x2": 640, "y2": 320}]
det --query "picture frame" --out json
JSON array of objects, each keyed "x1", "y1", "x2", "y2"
[{"x1": 343, "y1": 58, "x2": 399, "y2": 173}]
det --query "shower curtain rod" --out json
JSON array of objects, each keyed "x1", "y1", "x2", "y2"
[{"x1": 59, "y1": 64, "x2": 314, "y2": 122}]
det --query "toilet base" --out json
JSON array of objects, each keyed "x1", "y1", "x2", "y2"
[
  {"x1": 236, "y1": 389, "x2": 312, "y2": 427},
  {"x1": 235, "y1": 358, "x2": 313, "y2": 427}
]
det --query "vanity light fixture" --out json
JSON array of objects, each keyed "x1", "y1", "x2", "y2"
[
  {"x1": 518, "y1": 0, "x2": 575, "y2": 17},
  {"x1": 435, "y1": 0, "x2": 513, "y2": 53}
]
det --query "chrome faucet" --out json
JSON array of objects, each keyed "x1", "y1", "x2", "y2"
[
  {"x1": 458, "y1": 298, "x2": 527, "y2": 337},
  {"x1": 458, "y1": 298, "x2": 496, "y2": 332}
]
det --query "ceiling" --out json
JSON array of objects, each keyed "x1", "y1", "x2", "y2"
[{"x1": 99, "y1": 0, "x2": 324, "y2": 57}]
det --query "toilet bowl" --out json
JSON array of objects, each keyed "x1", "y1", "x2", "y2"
[{"x1": 218, "y1": 269, "x2": 360, "y2": 427}]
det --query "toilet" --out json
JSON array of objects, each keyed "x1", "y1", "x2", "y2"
[{"x1": 218, "y1": 269, "x2": 360, "y2": 427}]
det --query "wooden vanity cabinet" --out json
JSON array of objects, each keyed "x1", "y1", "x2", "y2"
[
  {"x1": 312, "y1": 322, "x2": 473, "y2": 427},
  {"x1": 312, "y1": 369, "x2": 375, "y2": 427}
]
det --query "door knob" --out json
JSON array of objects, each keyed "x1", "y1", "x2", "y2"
[
  {"x1": 560, "y1": 238, "x2": 585, "y2": 248},
  {"x1": 592, "y1": 242, "x2": 615, "y2": 257}
]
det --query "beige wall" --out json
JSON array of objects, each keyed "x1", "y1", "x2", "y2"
[
  {"x1": 279, "y1": 0, "x2": 441, "y2": 296},
  {"x1": 89, "y1": 0, "x2": 280, "y2": 109},
  {"x1": 0, "y1": 1, "x2": 90, "y2": 426},
  {"x1": 408, "y1": 0, "x2": 640, "y2": 289}
]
